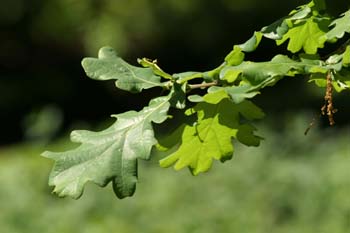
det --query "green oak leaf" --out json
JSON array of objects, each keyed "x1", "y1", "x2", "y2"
[
  {"x1": 203, "y1": 89, "x2": 229, "y2": 104},
  {"x1": 222, "y1": 69, "x2": 243, "y2": 83},
  {"x1": 173, "y1": 71, "x2": 203, "y2": 83},
  {"x1": 238, "y1": 32, "x2": 263, "y2": 52},
  {"x1": 261, "y1": 18, "x2": 289, "y2": 40},
  {"x1": 187, "y1": 94, "x2": 204, "y2": 103},
  {"x1": 187, "y1": 85, "x2": 260, "y2": 105},
  {"x1": 159, "y1": 97, "x2": 263, "y2": 175},
  {"x1": 187, "y1": 89, "x2": 230, "y2": 104},
  {"x1": 225, "y1": 46, "x2": 245, "y2": 66},
  {"x1": 325, "y1": 54, "x2": 343, "y2": 65},
  {"x1": 260, "y1": 0, "x2": 324, "y2": 41},
  {"x1": 207, "y1": 86, "x2": 260, "y2": 104},
  {"x1": 333, "y1": 69, "x2": 350, "y2": 92},
  {"x1": 286, "y1": 0, "x2": 324, "y2": 20},
  {"x1": 277, "y1": 17, "x2": 329, "y2": 54},
  {"x1": 137, "y1": 58, "x2": 173, "y2": 80},
  {"x1": 232, "y1": 100, "x2": 265, "y2": 120},
  {"x1": 308, "y1": 74, "x2": 326, "y2": 88},
  {"x1": 343, "y1": 46, "x2": 350, "y2": 67},
  {"x1": 325, "y1": 10, "x2": 350, "y2": 40},
  {"x1": 333, "y1": 80, "x2": 350, "y2": 92},
  {"x1": 236, "y1": 124, "x2": 262, "y2": 147},
  {"x1": 82, "y1": 47, "x2": 163, "y2": 93},
  {"x1": 309, "y1": 69, "x2": 350, "y2": 92},
  {"x1": 42, "y1": 96, "x2": 170, "y2": 199},
  {"x1": 220, "y1": 55, "x2": 328, "y2": 89},
  {"x1": 169, "y1": 82, "x2": 187, "y2": 109},
  {"x1": 299, "y1": 54, "x2": 340, "y2": 72},
  {"x1": 287, "y1": 4, "x2": 311, "y2": 22}
]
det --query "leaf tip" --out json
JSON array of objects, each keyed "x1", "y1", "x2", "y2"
[
  {"x1": 98, "y1": 46, "x2": 118, "y2": 59},
  {"x1": 41, "y1": 150, "x2": 54, "y2": 159}
]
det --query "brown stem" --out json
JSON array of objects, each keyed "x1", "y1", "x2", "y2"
[{"x1": 188, "y1": 81, "x2": 218, "y2": 90}]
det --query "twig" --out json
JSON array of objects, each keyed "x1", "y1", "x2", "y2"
[
  {"x1": 188, "y1": 81, "x2": 218, "y2": 90},
  {"x1": 304, "y1": 116, "x2": 317, "y2": 135}
]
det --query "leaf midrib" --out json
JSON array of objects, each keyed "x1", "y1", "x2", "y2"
[{"x1": 121, "y1": 60, "x2": 163, "y2": 87}]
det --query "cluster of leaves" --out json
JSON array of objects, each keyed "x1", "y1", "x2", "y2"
[{"x1": 43, "y1": 0, "x2": 350, "y2": 199}]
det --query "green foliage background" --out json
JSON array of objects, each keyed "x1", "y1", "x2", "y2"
[{"x1": 1, "y1": 116, "x2": 350, "y2": 233}]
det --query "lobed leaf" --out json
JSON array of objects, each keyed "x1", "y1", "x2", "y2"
[
  {"x1": 260, "y1": 0, "x2": 329, "y2": 54},
  {"x1": 159, "y1": 93, "x2": 264, "y2": 175},
  {"x1": 220, "y1": 55, "x2": 329, "y2": 89},
  {"x1": 260, "y1": 0, "x2": 312, "y2": 40},
  {"x1": 82, "y1": 47, "x2": 163, "y2": 93},
  {"x1": 325, "y1": 10, "x2": 350, "y2": 40},
  {"x1": 42, "y1": 96, "x2": 171, "y2": 199},
  {"x1": 207, "y1": 86, "x2": 260, "y2": 104},
  {"x1": 276, "y1": 18, "x2": 329, "y2": 54}
]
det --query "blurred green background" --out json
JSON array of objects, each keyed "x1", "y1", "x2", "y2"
[{"x1": 0, "y1": 0, "x2": 350, "y2": 232}]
